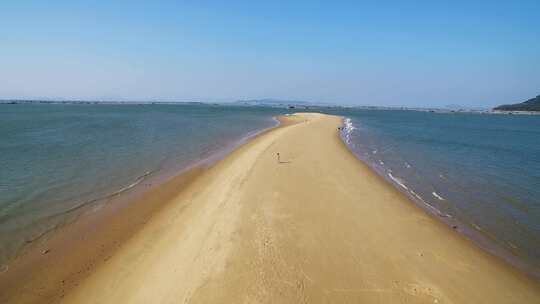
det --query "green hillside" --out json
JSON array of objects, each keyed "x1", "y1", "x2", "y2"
[{"x1": 494, "y1": 95, "x2": 540, "y2": 111}]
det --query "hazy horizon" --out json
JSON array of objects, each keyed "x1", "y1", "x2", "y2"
[
  {"x1": 1, "y1": 1, "x2": 539, "y2": 108},
  {"x1": 0, "y1": 97, "x2": 505, "y2": 109}
]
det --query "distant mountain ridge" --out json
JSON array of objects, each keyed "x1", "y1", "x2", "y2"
[{"x1": 494, "y1": 95, "x2": 540, "y2": 111}]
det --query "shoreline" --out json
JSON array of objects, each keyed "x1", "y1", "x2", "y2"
[
  {"x1": 2, "y1": 113, "x2": 539, "y2": 303},
  {"x1": 0, "y1": 162, "x2": 208, "y2": 303},
  {"x1": 338, "y1": 117, "x2": 540, "y2": 281},
  {"x1": 0, "y1": 116, "x2": 284, "y2": 303},
  {"x1": 0, "y1": 114, "x2": 280, "y2": 268}
]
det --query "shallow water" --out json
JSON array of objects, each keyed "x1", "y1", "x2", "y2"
[
  {"x1": 2, "y1": 105, "x2": 539, "y2": 278},
  {"x1": 0, "y1": 103, "x2": 284, "y2": 266},
  {"x1": 335, "y1": 109, "x2": 540, "y2": 276}
]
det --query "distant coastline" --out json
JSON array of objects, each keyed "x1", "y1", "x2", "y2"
[
  {"x1": 6, "y1": 98, "x2": 540, "y2": 115},
  {"x1": 0, "y1": 99, "x2": 210, "y2": 105}
]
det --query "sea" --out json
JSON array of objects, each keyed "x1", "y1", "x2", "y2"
[
  {"x1": 0, "y1": 103, "x2": 284, "y2": 268},
  {"x1": 335, "y1": 109, "x2": 540, "y2": 277},
  {"x1": 1, "y1": 104, "x2": 539, "y2": 278}
]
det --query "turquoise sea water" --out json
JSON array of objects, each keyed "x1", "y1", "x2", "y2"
[
  {"x1": 336, "y1": 109, "x2": 540, "y2": 277},
  {"x1": 0, "y1": 103, "x2": 284, "y2": 266}
]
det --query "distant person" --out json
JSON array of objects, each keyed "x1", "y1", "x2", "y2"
[{"x1": 276, "y1": 152, "x2": 281, "y2": 163}]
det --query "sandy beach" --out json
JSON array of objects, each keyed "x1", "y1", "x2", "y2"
[{"x1": 2, "y1": 113, "x2": 540, "y2": 303}]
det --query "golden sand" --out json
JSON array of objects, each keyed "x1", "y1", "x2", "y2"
[{"x1": 3, "y1": 113, "x2": 540, "y2": 303}]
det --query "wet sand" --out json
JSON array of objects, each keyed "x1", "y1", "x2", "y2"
[{"x1": 3, "y1": 113, "x2": 540, "y2": 303}]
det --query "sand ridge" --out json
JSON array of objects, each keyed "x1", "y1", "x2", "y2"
[{"x1": 25, "y1": 113, "x2": 540, "y2": 303}]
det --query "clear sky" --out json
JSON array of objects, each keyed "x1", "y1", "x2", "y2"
[{"x1": 1, "y1": 1, "x2": 539, "y2": 107}]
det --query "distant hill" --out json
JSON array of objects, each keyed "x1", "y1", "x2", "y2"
[{"x1": 494, "y1": 95, "x2": 540, "y2": 111}]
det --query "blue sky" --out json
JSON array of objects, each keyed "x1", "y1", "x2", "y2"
[{"x1": 1, "y1": 1, "x2": 539, "y2": 107}]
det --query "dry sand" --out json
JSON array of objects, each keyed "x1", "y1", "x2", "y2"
[{"x1": 4, "y1": 113, "x2": 540, "y2": 303}]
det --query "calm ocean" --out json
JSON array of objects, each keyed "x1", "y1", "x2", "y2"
[
  {"x1": 1, "y1": 105, "x2": 539, "y2": 278},
  {"x1": 0, "y1": 103, "x2": 284, "y2": 267},
  {"x1": 336, "y1": 109, "x2": 540, "y2": 277}
]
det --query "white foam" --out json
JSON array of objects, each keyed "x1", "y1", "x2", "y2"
[
  {"x1": 388, "y1": 173, "x2": 408, "y2": 190},
  {"x1": 432, "y1": 191, "x2": 445, "y2": 201},
  {"x1": 423, "y1": 201, "x2": 441, "y2": 214},
  {"x1": 405, "y1": 162, "x2": 411, "y2": 168},
  {"x1": 343, "y1": 118, "x2": 356, "y2": 144},
  {"x1": 410, "y1": 190, "x2": 450, "y2": 217},
  {"x1": 410, "y1": 190, "x2": 425, "y2": 203},
  {"x1": 344, "y1": 117, "x2": 356, "y2": 131}
]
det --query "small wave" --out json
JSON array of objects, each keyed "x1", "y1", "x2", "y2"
[
  {"x1": 388, "y1": 173, "x2": 408, "y2": 190},
  {"x1": 113, "y1": 179, "x2": 142, "y2": 196},
  {"x1": 405, "y1": 162, "x2": 411, "y2": 168},
  {"x1": 423, "y1": 201, "x2": 442, "y2": 214},
  {"x1": 16, "y1": 170, "x2": 155, "y2": 246},
  {"x1": 410, "y1": 190, "x2": 450, "y2": 218},
  {"x1": 372, "y1": 150, "x2": 377, "y2": 154},
  {"x1": 344, "y1": 118, "x2": 356, "y2": 131},
  {"x1": 432, "y1": 191, "x2": 445, "y2": 201},
  {"x1": 379, "y1": 160, "x2": 385, "y2": 165},
  {"x1": 410, "y1": 190, "x2": 425, "y2": 203},
  {"x1": 113, "y1": 171, "x2": 152, "y2": 195},
  {"x1": 342, "y1": 118, "x2": 356, "y2": 144}
]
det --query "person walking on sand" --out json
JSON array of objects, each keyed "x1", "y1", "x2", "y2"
[{"x1": 276, "y1": 152, "x2": 281, "y2": 163}]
